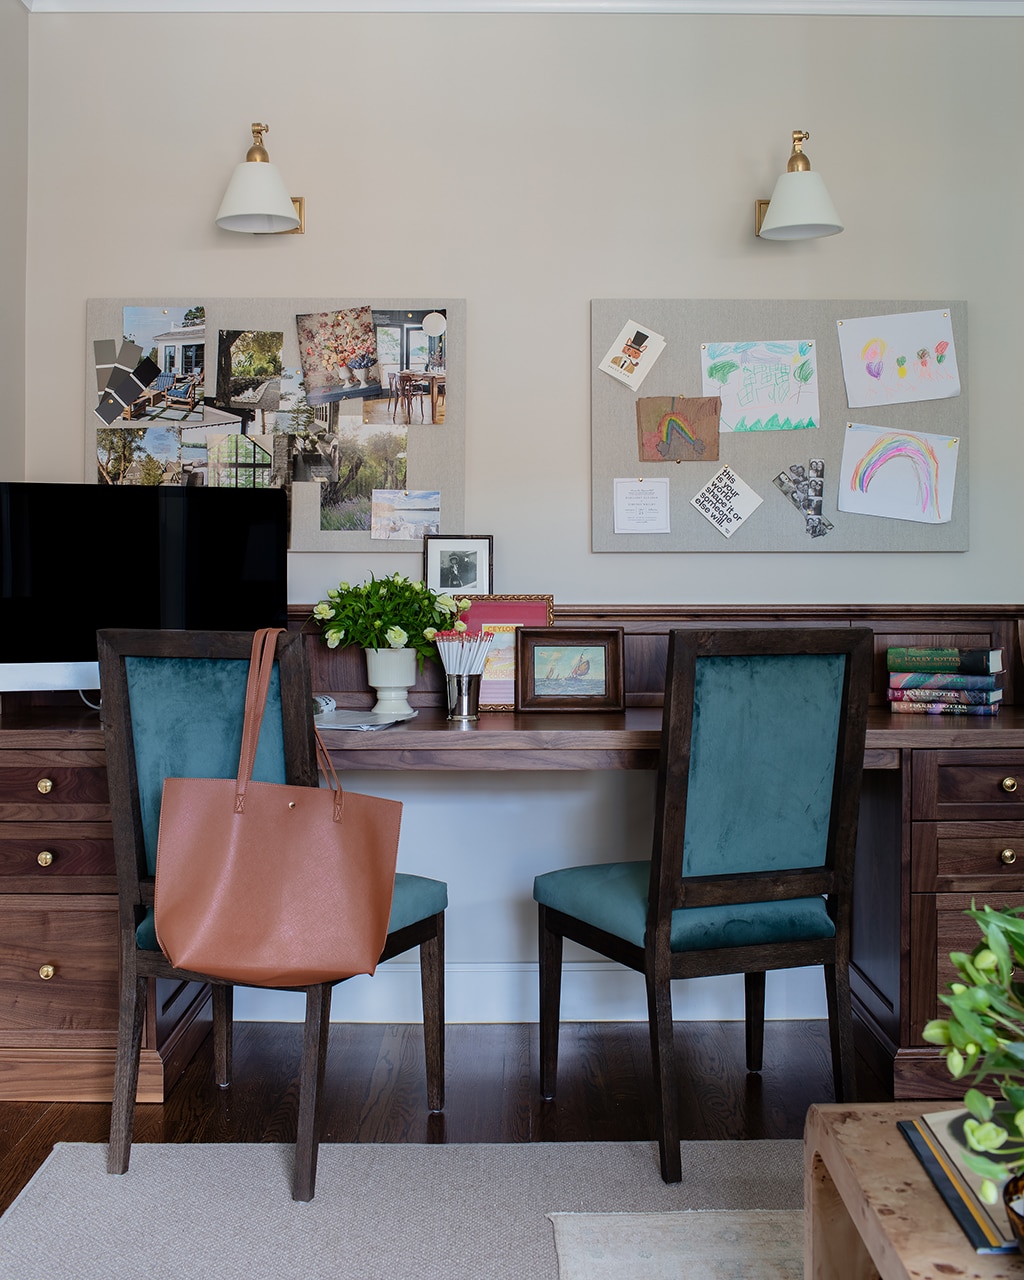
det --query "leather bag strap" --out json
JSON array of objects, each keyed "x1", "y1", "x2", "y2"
[
  {"x1": 314, "y1": 725, "x2": 345, "y2": 822},
  {"x1": 235, "y1": 628, "x2": 348, "y2": 824},
  {"x1": 235, "y1": 627, "x2": 285, "y2": 812}
]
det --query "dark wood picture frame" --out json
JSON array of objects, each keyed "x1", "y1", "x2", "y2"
[
  {"x1": 515, "y1": 627, "x2": 624, "y2": 712},
  {"x1": 422, "y1": 534, "x2": 494, "y2": 595}
]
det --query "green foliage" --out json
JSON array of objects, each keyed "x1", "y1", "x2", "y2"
[
  {"x1": 287, "y1": 397, "x2": 317, "y2": 434},
  {"x1": 319, "y1": 496, "x2": 371, "y2": 532},
  {"x1": 97, "y1": 427, "x2": 148, "y2": 484},
  {"x1": 230, "y1": 331, "x2": 283, "y2": 379},
  {"x1": 923, "y1": 903, "x2": 1024, "y2": 1201},
  {"x1": 311, "y1": 573, "x2": 470, "y2": 667},
  {"x1": 137, "y1": 455, "x2": 165, "y2": 486}
]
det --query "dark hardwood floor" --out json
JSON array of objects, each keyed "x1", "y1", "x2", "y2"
[{"x1": 0, "y1": 1019, "x2": 889, "y2": 1215}]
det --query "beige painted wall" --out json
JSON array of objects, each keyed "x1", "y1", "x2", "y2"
[
  {"x1": 0, "y1": 0, "x2": 27, "y2": 479},
  {"x1": 17, "y1": 10, "x2": 1024, "y2": 1022},
  {"x1": 24, "y1": 13, "x2": 1024, "y2": 607}
]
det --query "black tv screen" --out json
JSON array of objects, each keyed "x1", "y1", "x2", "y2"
[{"x1": 0, "y1": 482, "x2": 288, "y2": 690}]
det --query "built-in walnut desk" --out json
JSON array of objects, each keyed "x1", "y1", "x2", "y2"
[{"x1": 4, "y1": 601, "x2": 1023, "y2": 1102}]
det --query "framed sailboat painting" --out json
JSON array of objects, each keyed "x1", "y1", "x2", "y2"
[{"x1": 514, "y1": 628, "x2": 624, "y2": 712}]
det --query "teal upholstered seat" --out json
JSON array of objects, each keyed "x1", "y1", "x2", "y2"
[
  {"x1": 99, "y1": 629, "x2": 446, "y2": 1203},
  {"x1": 534, "y1": 861, "x2": 835, "y2": 952},
  {"x1": 136, "y1": 873, "x2": 448, "y2": 953},
  {"x1": 533, "y1": 628, "x2": 872, "y2": 1183}
]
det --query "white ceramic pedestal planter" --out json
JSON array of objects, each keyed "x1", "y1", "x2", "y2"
[{"x1": 364, "y1": 647, "x2": 417, "y2": 717}]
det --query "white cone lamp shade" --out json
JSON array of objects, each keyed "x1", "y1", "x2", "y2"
[
  {"x1": 216, "y1": 124, "x2": 300, "y2": 234},
  {"x1": 759, "y1": 171, "x2": 843, "y2": 240},
  {"x1": 757, "y1": 130, "x2": 843, "y2": 241}
]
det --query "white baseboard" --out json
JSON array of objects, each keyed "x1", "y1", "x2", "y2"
[{"x1": 232, "y1": 961, "x2": 828, "y2": 1023}]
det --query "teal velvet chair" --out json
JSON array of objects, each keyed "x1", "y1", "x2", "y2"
[
  {"x1": 533, "y1": 627, "x2": 872, "y2": 1182},
  {"x1": 97, "y1": 627, "x2": 447, "y2": 1201}
]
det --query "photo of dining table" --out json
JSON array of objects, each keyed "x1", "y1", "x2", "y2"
[{"x1": 393, "y1": 369, "x2": 446, "y2": 424}]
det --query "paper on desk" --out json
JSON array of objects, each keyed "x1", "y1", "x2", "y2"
[{"x1": 314, "y1": 709, "x2": 418, "y2": 732}]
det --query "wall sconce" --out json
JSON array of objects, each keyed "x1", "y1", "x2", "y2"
[
  {"x1": 216, "y1": 123, "x2": 304, "y2": 235},
  {"x1": 755, "y1": 130, "x2": 843, "y2": 241}
]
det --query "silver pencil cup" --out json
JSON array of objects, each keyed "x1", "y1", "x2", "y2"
[{"x1": 446, "y1": 673, "x2": 481, "y2": 721}]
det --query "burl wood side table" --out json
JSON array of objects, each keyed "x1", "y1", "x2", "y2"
[{"x1": 804, "y1": 1102, "x2": 1024, "y2": 1279}]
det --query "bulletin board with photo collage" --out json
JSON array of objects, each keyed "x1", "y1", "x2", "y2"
[{"x1": 85, "y1": 297, "x2": 465, "y2": 552}]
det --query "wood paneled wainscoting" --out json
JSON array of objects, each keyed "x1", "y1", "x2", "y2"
[{"x1": 1, "y1": 602, "x2": 1022, "y2": 1102}]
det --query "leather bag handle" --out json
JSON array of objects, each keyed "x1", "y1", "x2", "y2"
[
  {"x1": 314, "y1": 725, "x2": 345, "y2": 822},
  {"x1": 235, "y1": 627, "x2": 285, "y2": 812},
  {"x1": 235, "y1": 628, "x2": 347, "y2": 823}
]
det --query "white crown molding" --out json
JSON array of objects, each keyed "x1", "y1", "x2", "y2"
[{"x1": 18, "y1": 0, "x2": 1024, "y2": 13}]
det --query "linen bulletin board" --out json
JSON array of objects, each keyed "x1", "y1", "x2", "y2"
[
  {"x1": 591, "y1": 298, "x2": 968, "y2": 553},
  {"x1": 85, "y1": 297, "x2": 465, "y2": 552}
]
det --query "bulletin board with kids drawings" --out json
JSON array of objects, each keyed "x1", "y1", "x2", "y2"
[{"x1": 591, "y1": 298, "x2": 968, "y2": 553}]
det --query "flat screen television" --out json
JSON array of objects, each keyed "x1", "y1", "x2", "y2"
[{"x1": 0, "y1": 481, "x2": 289, "y2": 693}]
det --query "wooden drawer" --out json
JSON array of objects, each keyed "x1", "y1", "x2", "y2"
[
  {"x1": 912, "y1": 750, "x2": 1024, "y2": 821},
  {"x1": 0, "y1": 822, "x2": 114, "y2": 892},
  {"x1": 0, "y1": 894, "x2": 118, "y2": 1043},
  {"x1": 912, "y1": 821, "x2": 1024, "y2": 893},
  {"x1": 0, "y1": 749, "x2": 109, "y2": 821},
  {"x1": 910, "y1": 890, "x2": 1024, "y2": 1042}
]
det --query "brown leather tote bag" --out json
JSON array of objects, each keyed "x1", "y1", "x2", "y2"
[{"x1": 154, "y1": 628, "x2": 401, "y2": 987}]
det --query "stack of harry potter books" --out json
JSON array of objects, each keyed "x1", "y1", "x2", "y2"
[{"x1": 886, "y1": 646, "x2": 1003, "y2": 716}]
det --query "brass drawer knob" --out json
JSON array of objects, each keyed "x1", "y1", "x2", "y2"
[
  {"x1": 1003, "y1": 777, "x2": 1019, "y2": 794},
  {"x1": 1002, "y1": 849, "x2": 1018, "y2": 865},
  {"x1": 36, "y1": 778, "x2": 53, "y2": 795},
  {"x1": 36, "y1": 851, "x2": 53, "y2": 867},
  {"x1": 38, "y1": 964, "x2": 55, "y2": 981}
]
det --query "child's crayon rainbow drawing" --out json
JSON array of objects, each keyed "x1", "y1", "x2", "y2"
[
  {"x1": 849, "y1": 431, "x2": 943, "y2": 519},
  {"x1": 656, "y1": 408, "x2": 702, "y2": 454}
]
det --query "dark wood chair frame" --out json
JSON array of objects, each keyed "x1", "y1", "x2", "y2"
[
  {"x1": 538, "y1": 626, "x2": 872, "y2": 1182},
  {"x1": 98, "y1": 627, "x2": 445, "y2": 1202}
]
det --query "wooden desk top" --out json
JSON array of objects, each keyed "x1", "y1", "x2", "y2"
[
  {"x1": 6, "y1": 704, "x2": 1024, "y2": 771},
  {"x1": 319, "y1": 705, "x2": 1024, "y2": 771}
]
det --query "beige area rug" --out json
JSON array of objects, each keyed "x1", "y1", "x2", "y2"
[
  {"x1": 0, "y1": 1140, "x2": 803, "y2": 1280},
  {"x1": 549, "y1": 1208, "x2": 804, "y2": 1279}
]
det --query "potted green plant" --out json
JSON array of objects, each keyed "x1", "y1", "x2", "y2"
[
  {"x1": 923, "y1": 902, "x2": 1024, "y2": 1229},
  {"x1": 311, "y1": 573, "x2": 469, "y2": 716}
]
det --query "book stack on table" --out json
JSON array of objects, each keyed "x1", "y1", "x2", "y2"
[{"x1": 886, "y1": 647, "x2": 1004, "y2": 716}]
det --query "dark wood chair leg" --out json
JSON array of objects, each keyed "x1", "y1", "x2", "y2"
[
  {"x1": 212, "y1": 983, "x2": 233, "y2": 1088},
  {"x1": 292, "y1": 982, "x2": 333, "y2": 1203},
  {"x1": 107, "y1": 969, "x2": 148, "y2": 1174},
  {"x1": 538, "y1": 905, "x2": 563, "y2": 1100},
  {"x1": 824, "y1": 959, "x2": 857, "y2": 1102},
  {"x1": 420, "y1": 913, "x2": 445, "y2": 1113},
  {"x1": 744, "y1": 970, "x2": 766, "y2": 1072},
  {"x1": 646, "y1": 965, "x2": 681, "y2": 1183}
]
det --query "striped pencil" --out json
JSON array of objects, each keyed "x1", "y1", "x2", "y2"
[{"x1": 434, "y1": 630, "x2": 493, "y2": 676}]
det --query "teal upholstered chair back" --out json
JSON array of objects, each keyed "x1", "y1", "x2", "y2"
[
  {"x1": 98, "y1": 628, "x2": 318, "y2": 952},
  {"x1": 649, "y1": 628, "x2": 872, "y2": 937},
  {"x1": 681, "y1": 651, "x2": 844, "y2": 878},
  {"x1": 124, "y1": 655, "x2": 287, "y2": 877}
]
